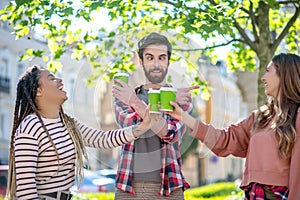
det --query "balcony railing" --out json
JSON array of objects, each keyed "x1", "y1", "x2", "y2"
[{"x1": 0, "y1": 76, "x2": 10, "y2": 93}]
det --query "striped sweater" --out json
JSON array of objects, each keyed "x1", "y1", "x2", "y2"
[{"x1": 14, "y1": 114, "x2": 135, "y2": 199}]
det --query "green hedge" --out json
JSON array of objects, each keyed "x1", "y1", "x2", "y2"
[
  {"x1": 184, "y1": 182, "x2": 243, "y2": 200},
  {"x1": 71, "y1": 182, "x2": 244, "y2": 200},
  {"x1": 72, "y1": 193, "x2": 114, "y2": 200}
]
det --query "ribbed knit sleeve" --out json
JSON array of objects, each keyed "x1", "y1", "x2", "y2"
[
  {"x1": 75, "y1": 120, "x2": 136, "y2": 149},
  {"x1": 15, "y1": 134, "x2": 39, "y2": 199},
  {"x1": 190, "y1": 112, "x2": 255, "y2": 157}
]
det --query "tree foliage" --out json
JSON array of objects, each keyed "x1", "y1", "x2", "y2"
[{"x1": 0, "y1": 0, "x2": 299, "y2": 105}]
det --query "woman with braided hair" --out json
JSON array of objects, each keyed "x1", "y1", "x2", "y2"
[{"x1": 5, "y1": 65, "x2": 151, "y2": 200}]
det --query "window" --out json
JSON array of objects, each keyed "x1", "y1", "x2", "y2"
[
  {"x1": 0, "y1": 114, "x2": 4, "y2": 139},
  {"x1": 0, "y1": 58, "x2": 10, "y2": 93},
  {"x1": 0, "y1": 112, "x2": 9, "y2": 141},
  {"x1": 0, "y1": 59, "x2": 8, "y2": 78}
]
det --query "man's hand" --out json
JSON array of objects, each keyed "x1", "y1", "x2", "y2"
[
  {"x1": 112, "y1": 79, "x2": 139, "y2": 106},
  {"x1": 176, "y1": 85, "x2": 200, "y2": 106},
  {"x1": 112, "y1": 79, "x2": 147, "y2": 118}
]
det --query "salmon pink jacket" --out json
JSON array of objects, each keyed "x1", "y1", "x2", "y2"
[{"x1": 190, "y1": 111, "x2": 300, "y2": 200}]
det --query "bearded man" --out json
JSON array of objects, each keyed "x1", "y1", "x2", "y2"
[{"x1": 112, "y1": 32, "x2": 198, "y2": 200}]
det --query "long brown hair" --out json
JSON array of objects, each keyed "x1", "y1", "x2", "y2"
[
  {"x1": 253, "y1": 53, "x2": 300, "y2": 158},
  {"x1": 6, "y1": 65, "x2": 88, "y2": 199}
]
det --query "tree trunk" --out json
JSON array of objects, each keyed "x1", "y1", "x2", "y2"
[
  {"x1": 255, "y1": 1, "x2": 273, "y2": 107},
  {"x1": 257, "y1": 54, "x2": 272, "y2": 106}
]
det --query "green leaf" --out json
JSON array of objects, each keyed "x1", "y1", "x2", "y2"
[
  {"x1": 47, "y1": 61, "x2": 62, "y2": 74},
  {"x1": 108, "y1": 31, "x2": 116, "y2": 37},
  {"x1": 43, "y1": 56, "x2": 49, "y2": 62},
  {"x1": 14, "y1": 24, "x2": 30, "y2": 39},
  {"x1": 32, "y1": 49, "x2": 45, "y2": 57},
  {"x1": 19, "y1": 53, "x2": 30, "y2": 61},
  {"x1": 15, "y1": 0, "x2": 31, "y2": 7}
]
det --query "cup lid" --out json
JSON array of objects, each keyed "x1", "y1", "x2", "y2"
[
  {"x1": 114, "y1": 72, "x2": 129, "y2": 77},
  {"x1": 160, "y1": 87, "x2": 177, "y2": 92},
  {"x1": 148, "y1": 89, "x2": 160, "y2": 93}
]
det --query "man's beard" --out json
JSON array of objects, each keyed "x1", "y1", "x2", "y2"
[{"x1": 142, "y1": 65, "x2": 168, "y2": 84}]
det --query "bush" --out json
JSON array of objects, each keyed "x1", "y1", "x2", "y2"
[
  {"x1": 184, "y1": 182, "x2": 243, "y2": 200},
  {"x1": 72, "y1": 192, "x2": 114, "y2": 200}
]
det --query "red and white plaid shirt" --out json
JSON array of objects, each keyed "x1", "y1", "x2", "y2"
[
  {"x1": 114, "y1": 85, "x2": 191, "y2": 197},
  {"x1": 242, "y1": 182, "x2": 289, "y2": 200}
]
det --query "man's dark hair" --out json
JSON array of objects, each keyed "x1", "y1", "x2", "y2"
[{"x1": 137, "y1": 32, "x2": 172, "y2": 61}]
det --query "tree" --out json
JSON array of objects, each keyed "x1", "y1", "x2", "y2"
[{"x1": 0, "y1": 0, "x2": 299, "y2": 106}]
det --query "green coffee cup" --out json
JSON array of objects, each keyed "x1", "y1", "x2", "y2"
[
  {"x1": 148, "y1": 89, "x2": 160, "y2": 113},
  {"x1": 160, "y1": 87, "x2": 177, "y2": 111},
  {"x1": 113, "y1": 72, "x2": 129, "y2": 86}
]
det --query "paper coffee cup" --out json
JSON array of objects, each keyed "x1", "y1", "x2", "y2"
[
  {"x1": 148, "y1": 89, "x2": 160, "y2": 113},
  {"x1": 113, "y1": 72, "x2": 129, "y2": 86},
  {"x1": 160, "y1": 87, "x2": 177, "y2": 111}
]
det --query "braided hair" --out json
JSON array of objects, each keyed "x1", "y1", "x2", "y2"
[{"x1": 6, "y1": 65, "x2": 88, "y2": 199}]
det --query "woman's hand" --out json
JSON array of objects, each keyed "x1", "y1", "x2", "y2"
[
  {"x1": 165, "y1": 101, "x2": 196, "y2": 130},
  {"x1": 132, "y1": 105, "x2": 151, "y2": 138},
  {"x1": 165, "y1": 101, "x2": 184, "y2": 120}
]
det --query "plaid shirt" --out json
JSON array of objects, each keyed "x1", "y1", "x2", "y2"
[
  {"x1": 114, "y1": 85, "x2": 191, "y2": 197},
  {"x1": 242, "y1": 182, "x2": 289, "y2": 200}
]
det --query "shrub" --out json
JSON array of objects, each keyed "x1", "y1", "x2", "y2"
[
  {"x1": 184, "y1": 182, "x2": 243, "y2": 200},
  {"x1": 72, "y1": 192, "x2": 114, "y2": 200}
]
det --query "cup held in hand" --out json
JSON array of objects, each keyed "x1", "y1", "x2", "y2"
[
  {"x1": 160, "y1": 87, "x2": 177, "y2": 111},
  {"x1": 148, "y1": 89, "x2": 160, "y2": 114},
  {"x1": 113, "y1": 72, "x2": 129, "y2": 87}
]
